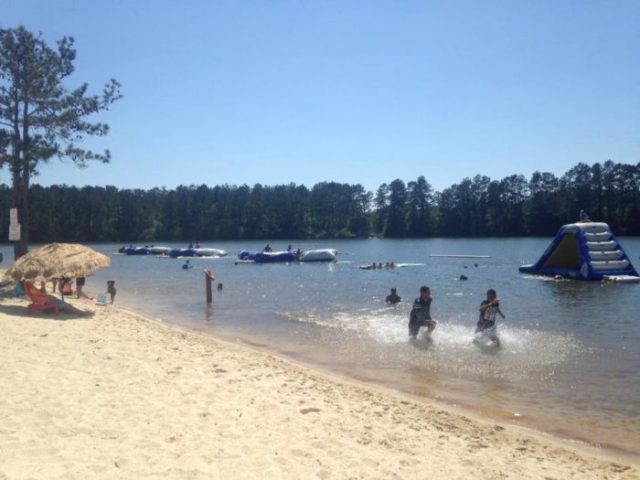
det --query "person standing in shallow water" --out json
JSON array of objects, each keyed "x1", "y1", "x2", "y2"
[{"x1": 409, "y1": 286, "x2": 436, "y2": 339}]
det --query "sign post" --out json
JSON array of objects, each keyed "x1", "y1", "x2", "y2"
[
  {"x1": 9, "y1": 224, "x2": 21, "y2": 241},
  {"x1": 8, "y1": 208, "x2": 20, "y2": 242}
]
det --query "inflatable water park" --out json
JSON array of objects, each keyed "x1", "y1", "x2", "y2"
[
  {"x1": 238, "y1": 248, "x2": 338, "y2": 263},
  {"x1": 519, "y1": 222, "x2": 639, "y2": 282},
  {"x1": 117, "y1": 245, "x2": 338, "y2": 263}
]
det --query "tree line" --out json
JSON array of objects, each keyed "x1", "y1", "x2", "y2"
[{"x1": 0, "y1": 160, "x2": 638, "y2": 243}]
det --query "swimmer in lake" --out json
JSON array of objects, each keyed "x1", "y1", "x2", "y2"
[
  {"x1": 409, "y1": 286, "x2": 436, "y2": 339},
  {"x1": 385, "y1": 287, "x2": 401, "y2": 305},
  {"x1": 475, "y1": 288, "x2": 506, "y2": 347}
]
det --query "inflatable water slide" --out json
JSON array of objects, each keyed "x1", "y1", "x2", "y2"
[{"x1": 519, "y1": 222, "x2": 639, "y2": 281}]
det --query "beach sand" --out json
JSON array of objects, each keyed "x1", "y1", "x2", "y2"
[{"x1": 0, "y1": 296, "x2": 638, "y2": 480}]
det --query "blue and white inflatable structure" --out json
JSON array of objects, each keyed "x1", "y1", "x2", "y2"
[
  {"x1": 519, "y1": 222, "x2": 639, "y2": 281},
  {"x1": 237, "y1": 250, "x2": 298, "y2": 263},
  {"x1": 237, "y1": 248, "x2": 338, "y2": 263},
  {"x1": 118, "y1": 246, "x2": 227, "y2": 257}
]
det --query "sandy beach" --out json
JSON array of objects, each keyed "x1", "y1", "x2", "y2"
[{"x1": 0, "y1": 296, "x2": 638, "y2": 480}]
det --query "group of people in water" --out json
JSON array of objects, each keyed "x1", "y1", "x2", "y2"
[
  {"x1": 372, "y1": 261, "x2": 396, "y2": 269},
  {"x1": 385, "y1": 286, "x2": 506, "y2": 346},
  {"x1": 263, "y1": 243, "x2": 303, "y2": 259}
]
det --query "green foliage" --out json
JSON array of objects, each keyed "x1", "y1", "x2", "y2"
[
  {"x1": 0, "y1": 161, "x2": 638, "y2": 242},
  {"x1": 385, "y1": 179, "x2": 408, "y2": 238},
  {"x1": 0, "y1": 26, "x2": 121, "y2": 256}
]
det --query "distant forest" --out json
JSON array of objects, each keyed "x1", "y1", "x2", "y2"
[{"x1": 0, "y1": 160, "x2": 638, "y2": 243}]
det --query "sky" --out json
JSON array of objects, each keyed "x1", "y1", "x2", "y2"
[{"x1": 2, "y1": 0, "x2": 639, "y2": 193}]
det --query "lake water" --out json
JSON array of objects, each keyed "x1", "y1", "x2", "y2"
[{"x1": 3, "y1": 238, "x2": 639, "y2": 457}]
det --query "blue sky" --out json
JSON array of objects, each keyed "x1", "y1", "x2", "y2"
[{"x1": 3, "y1": 0, "x2": 639, "y2": 192}]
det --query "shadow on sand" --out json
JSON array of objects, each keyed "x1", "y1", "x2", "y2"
[{"x1": 0, "y1": 302, "x2": 94, "y2": 320}]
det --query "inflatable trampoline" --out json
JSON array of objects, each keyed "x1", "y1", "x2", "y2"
[
  {"x1": 238, "y1": 250, "x2": 297, "y2": 263},
  {"x1": 299, "y1": 248, "x2": 337, "y2": 262},
  {"x1": 519, "y1": 222, "x2": 639, "y2": 281}
]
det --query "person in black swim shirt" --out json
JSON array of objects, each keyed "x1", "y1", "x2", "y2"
[
  {"x1": 409, "y1": 286, "x2": 436, "y2": 339},
  {"x1": 475, "y1": 288, "x2": 506, "y2": 346}
]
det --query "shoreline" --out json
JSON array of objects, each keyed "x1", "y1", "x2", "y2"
[
  {"x1": 139, "y1": 307, "x2": 640, "y2": 461},
  {"x1": 1, "y1": 296, "x2": 638, "y2": 479},
  {"x1": 198, "y1": 323, "x2": 640, "y2": 463}
]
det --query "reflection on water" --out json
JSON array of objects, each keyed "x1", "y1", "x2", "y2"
[{"x1": 3, "y1": 237, "x2": 638, "y2": 455}]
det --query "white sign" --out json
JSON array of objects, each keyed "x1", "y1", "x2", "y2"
[
  {"x1": 9, "y1": 223, "x2": 20, "y2": 241},
  {"x1": 9, "y1": 208, "x2": 18, "y2": 225}
]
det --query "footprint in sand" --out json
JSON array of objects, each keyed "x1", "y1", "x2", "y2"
[{"x1": 300, "y1": 407, "x2": 320, "y2": 414}]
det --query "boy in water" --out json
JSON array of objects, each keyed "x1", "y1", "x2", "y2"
[
  {"x1": 475, "y1": 288, "x2": 506, "y2": 346},
  {"x1": 385, "y1": 287, "x2": 401, "y2": 305},
  {"x1": 409, "y1": 286, "x2": 436, "y2": 339}
]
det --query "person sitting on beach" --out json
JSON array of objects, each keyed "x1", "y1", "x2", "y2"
[
  {"x1": 385, "y1": 288, "x2": 401, "y2": 305},
  {"x1": 475, "y1": 288, "x2": 506, "y2": 347},
  {"x1": 24, "y1": 281, "x2": 88, "y2": 315},
  {"x1": 59, "y1": 278, "x2": 74, "y2": 297},
  {"x1": 409, "y1": 286, "x2": 436, "y2": 339}
]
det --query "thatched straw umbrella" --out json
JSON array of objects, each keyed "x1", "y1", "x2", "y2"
[{"x1": 4, "y1": 243, "x2": 110, "y2": 283}]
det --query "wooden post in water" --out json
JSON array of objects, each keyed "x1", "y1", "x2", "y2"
[{"x1": 204, "y1": 269, "x2": 215, "y2": 304}]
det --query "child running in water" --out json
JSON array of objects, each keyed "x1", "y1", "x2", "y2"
[
  {"x1": 475, "y1": 288, "x2": 506, "y2": 346},
  {"x1": 409, "y1": 286, "x2": 436, "y2": 339}
]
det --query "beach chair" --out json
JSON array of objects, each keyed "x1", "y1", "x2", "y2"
[{"x1": 22, "y1": 281, "x2": 59, "y2": 314}]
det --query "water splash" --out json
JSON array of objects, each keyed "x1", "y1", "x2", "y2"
[{"x1": 280, "y1": 307, "x2": 584, "y2": 382}]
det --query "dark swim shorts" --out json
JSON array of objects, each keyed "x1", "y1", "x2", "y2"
[{"x1": 476, "y1": 319, "x2": 495, "y2": 332}]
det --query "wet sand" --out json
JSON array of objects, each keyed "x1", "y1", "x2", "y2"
[{"x1": 0, "y1": 296, "x2": 638, "y2": 479}]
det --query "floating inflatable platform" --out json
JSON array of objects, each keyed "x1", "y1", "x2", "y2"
[
  {"x1": 238, "y1": 250, "x2": 297, "y2": 263},
  {"x1": 170, "y1": 248, "x2": 228, "y2": 258},
  {"x1": 120, "y1": 246, "x2": 150, "y2": 255},
  {"x1": 299, "y1": 248, "x2": 337, "y2": 262},
  {"x1": 430, "y1": 254, "x2": 491, "y2": 259},
  {"x1": 519, "y1": 222, "x2": 639, "y2": 281}
]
